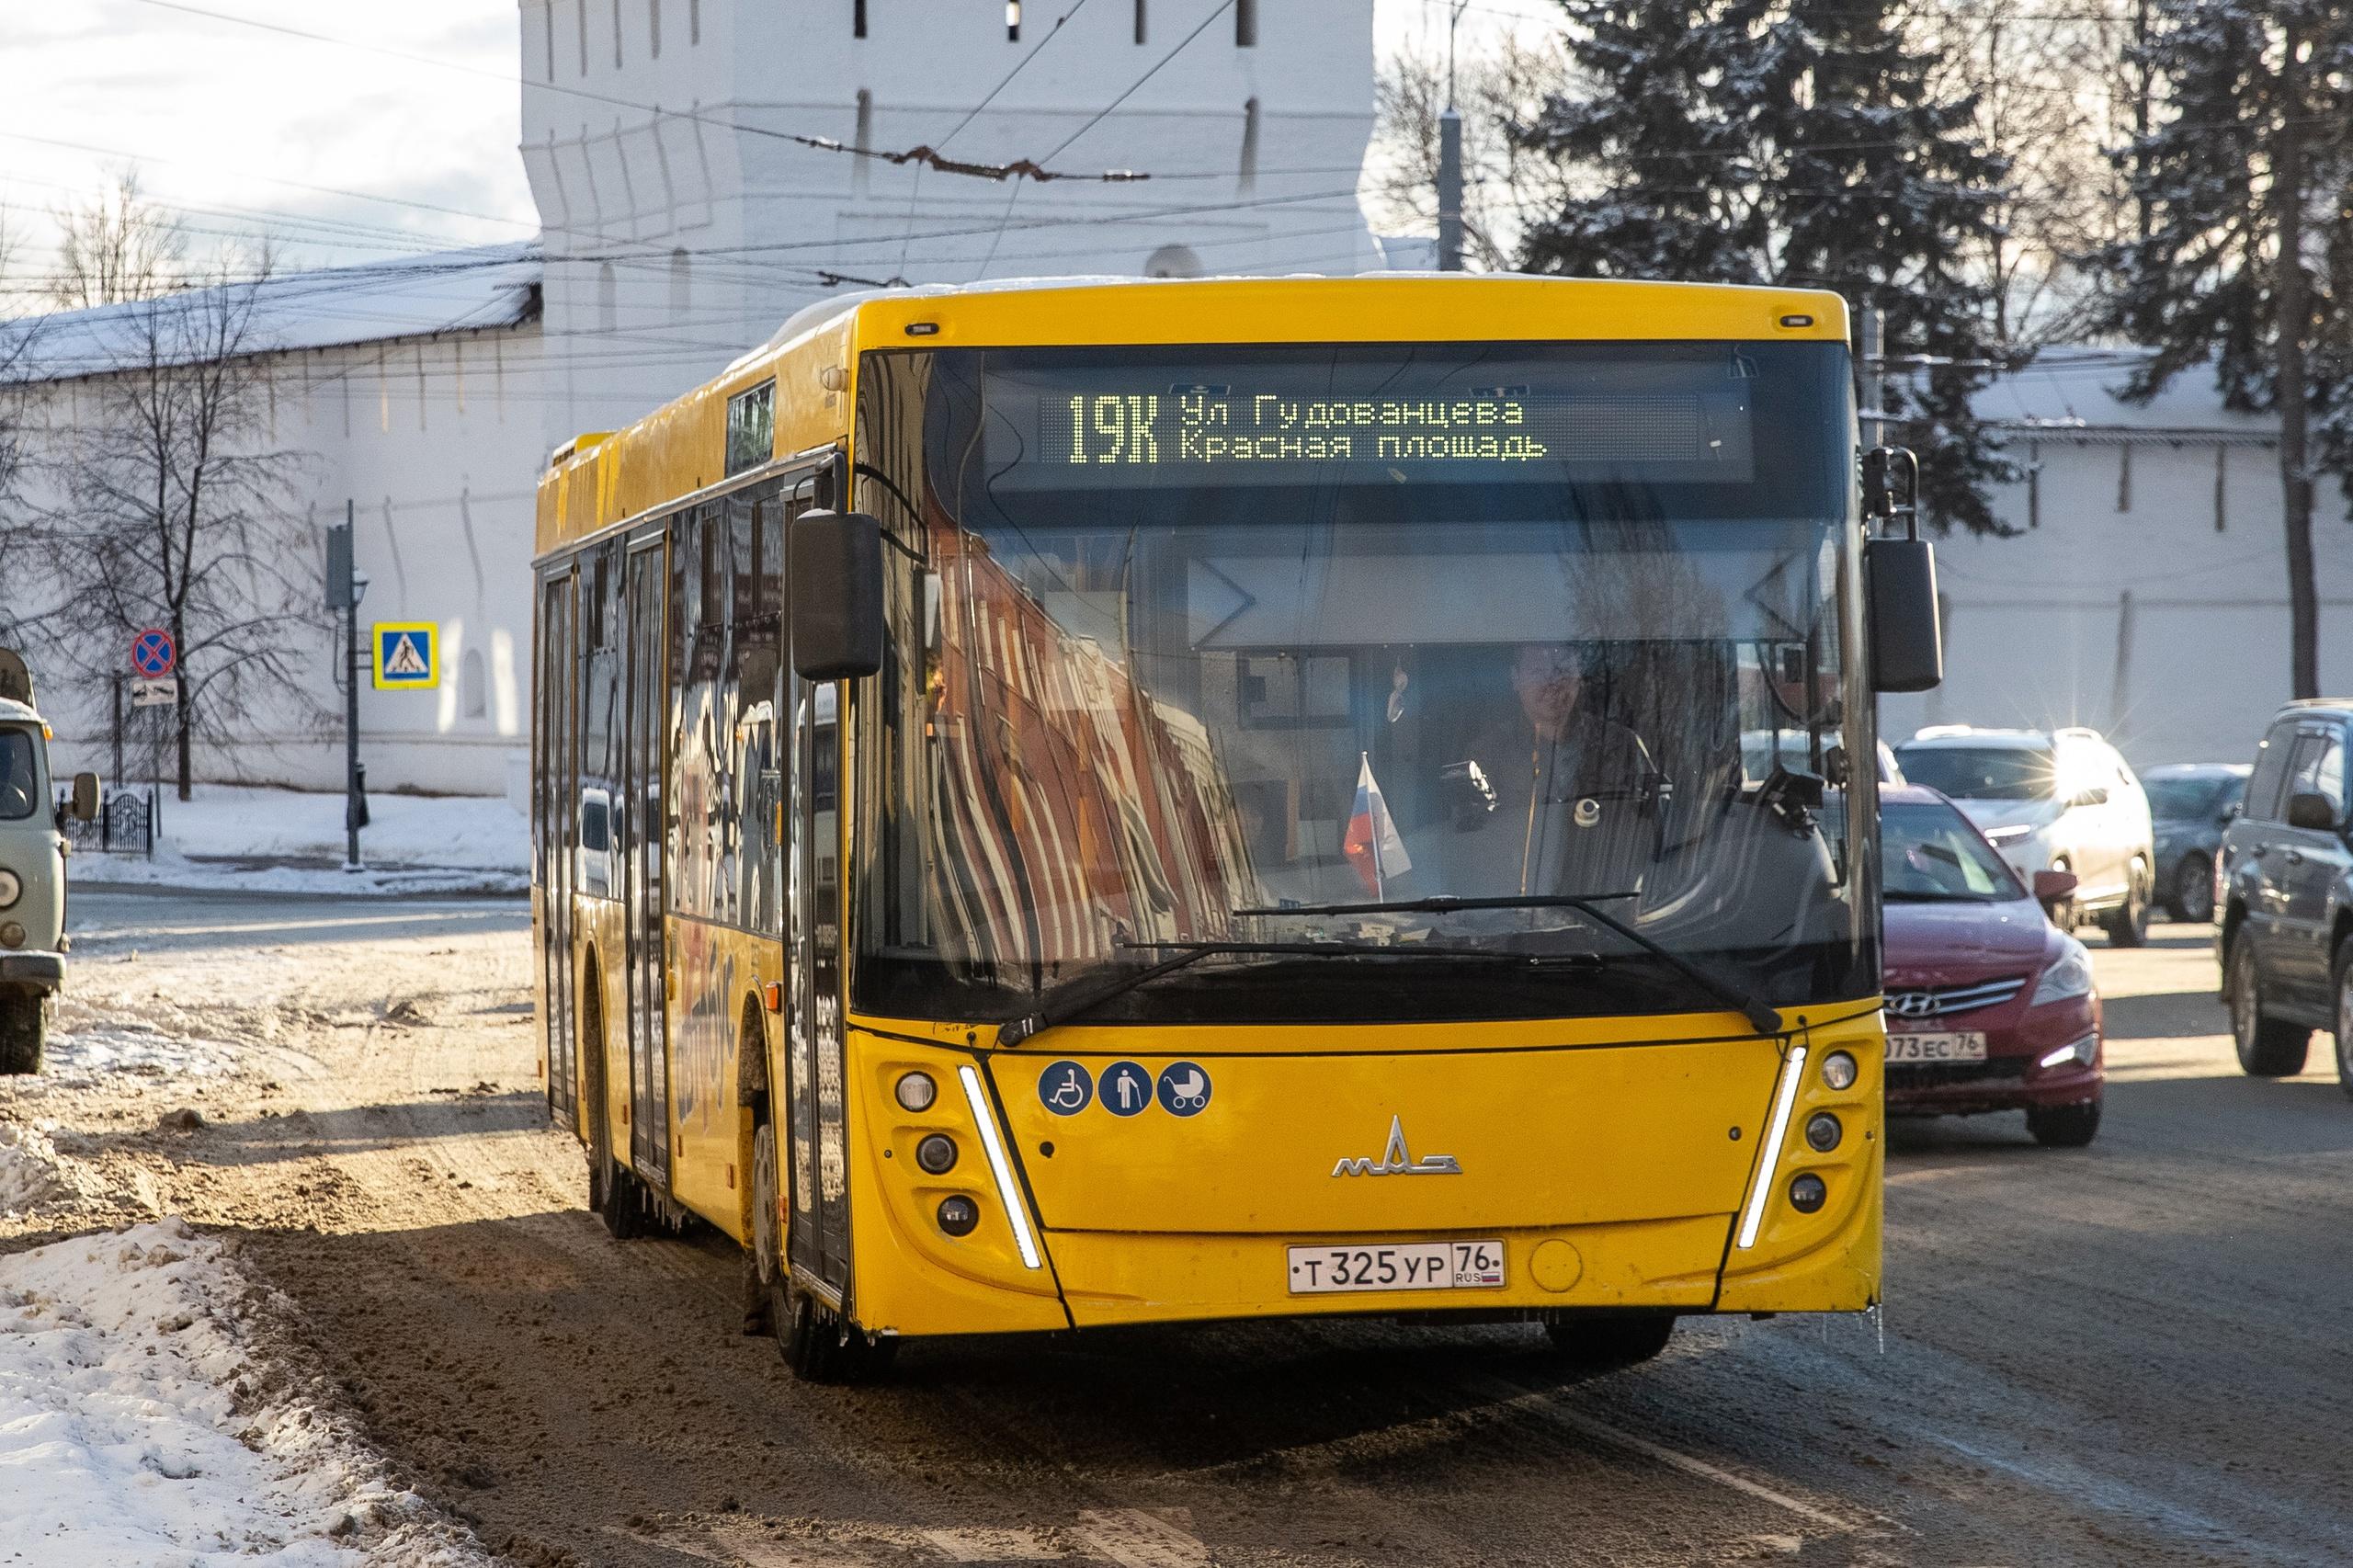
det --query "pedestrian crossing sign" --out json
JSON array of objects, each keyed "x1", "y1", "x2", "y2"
[{"x1": 371, "y1": 622, "x2": 439, "y2": 689}]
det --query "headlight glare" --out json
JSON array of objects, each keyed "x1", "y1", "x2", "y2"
[
  {"x1": 1821, "y1": 1051, "x2": 1857, "y2": 1091},
  {"x1": 1983, "y1": 824, "x2": 2034, "y2": 846},
  {"x1": 2031, "y1": 939, "x2": 2095, "y2": 1006},
  {"x1": 894, "y1": 1071, "x2": 937, "y2": 1112}
]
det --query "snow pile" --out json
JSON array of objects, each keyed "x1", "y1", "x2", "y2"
[
  {"x1": 0, "y1": 1121, "x2": 65, "y2": 1213},
  {"x1": 73, "y1": 785, "x2": 528, "y2": 896},
  {"x1": 0, "y1": 1220, "x2": 490, "y2": 1565}
]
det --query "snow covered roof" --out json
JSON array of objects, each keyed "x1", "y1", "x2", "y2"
[
  {"x1": 0, "y1": 243, "x2": 541, "y2": 385},
  {"x1": 1973, "y1": 345, "x2": 2279, "y2": 444}
]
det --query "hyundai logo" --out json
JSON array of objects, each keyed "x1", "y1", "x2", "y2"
[{"x1": 1886, "y1": 991, "x2": 1942, "y2": 1019}]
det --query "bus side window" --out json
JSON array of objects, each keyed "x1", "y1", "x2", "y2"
[
  {"x1": 738, "y1": 483, "x2": 790, "y2": 937},
  {"x1": 580, "y1": 540, "x2": 625, "y2": 895}
]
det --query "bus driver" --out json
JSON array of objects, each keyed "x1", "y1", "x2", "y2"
[{"x1": 1440, "y1": 642, "x2": 1658, "y2": 899}]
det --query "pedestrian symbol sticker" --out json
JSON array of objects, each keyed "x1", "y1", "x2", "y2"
[
  {"x1": 1157, "y1": 1061, "x2": 1211, "y2": 1117},
  {"x1": 371, "y1": 622, "x2": 439, "y2": 689},
  {"x1": 1039, "y1": 1061, "x2": 1093, "y2": 1116},
  {"x1": 1100, "y1": 1062, "x2": 1153, "y2": 1118}
]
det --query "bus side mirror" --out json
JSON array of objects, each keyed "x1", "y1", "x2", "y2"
[
  {"x1": 69, "y1": 772, "x2": 100, "y2": 822},
  {"x1": 1865, "y1": 536, "x2": 1941, "y2": 693},
  {"x1": 790, "y1": 510, "x2": 885, "y2": 681}
]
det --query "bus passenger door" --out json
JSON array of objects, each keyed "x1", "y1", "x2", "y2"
[
  {"x1": 538, "y1": 570, "x2": 578, "y2": 1130},
  {"x1": 788, "y1": 676, "x2": 851, "y2": 1293},
  {"x1": 623, "y1": 540, "x2": 671, "y2": 1186}
]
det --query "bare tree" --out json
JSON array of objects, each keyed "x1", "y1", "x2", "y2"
[
  {"x1": 0, "y1": 213, "x2": 40, "y2": 643},
  {"x1": 1370, "y1": 37, "x2": 1572, "y2": 270},
  {"x1": 37, "y1": 248, "x2": 321, "y2": 797},
  {"x1": 1912, "y1": 2, "x2": 2140, "y2": 346},
  {"x1": 50, "y1": 172, "x2": 186, "y2": 311}
]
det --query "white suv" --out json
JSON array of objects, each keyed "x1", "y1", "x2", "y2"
[{"x1": 1893, "y1": 724, "x2": 2157, "y2": 946}]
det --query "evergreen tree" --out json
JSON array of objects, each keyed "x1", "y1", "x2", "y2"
[
  {"x1": 1512, "y1": 0, "x2": 2016, "y2": 536},
  {"x1": 2089, "y1": 2, "x2": 2353, "y2": 699}
]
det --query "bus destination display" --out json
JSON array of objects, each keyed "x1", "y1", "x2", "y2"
[{"x1": 992, "y1": 377, "x2": 1756, "y2": 488}]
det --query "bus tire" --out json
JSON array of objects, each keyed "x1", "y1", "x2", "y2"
[
  {"x1": 1543, "y1": 1311, "x2": 1677, "y2": 1368},
  {"x1": 0, "y1": 993, "x2": 47, "y2": 1075},
  {"x1": 774, "y1": 1284, "x2": 897, "y2": 1384}
]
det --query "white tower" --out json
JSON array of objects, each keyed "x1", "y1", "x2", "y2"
[{"x1": 519, "y1": 0, "x2": 1377, "y2": 445}]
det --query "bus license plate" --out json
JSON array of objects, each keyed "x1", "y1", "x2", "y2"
[
  {"x1": 1886, "y1": 1030, "x2": 1987, "y2": 1063},
  {"x1": 1287, "y1": 1241, "x2": 1506, "y2": 1295}
]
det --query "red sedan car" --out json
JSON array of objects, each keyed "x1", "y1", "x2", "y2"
[{"x1": 1881, "y1": 785, "x2": 2105, "y2": 1146}]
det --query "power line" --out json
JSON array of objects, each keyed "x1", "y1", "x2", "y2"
[{"x1": 121, "y1": 0, "x2": 1166, "y2": 187}]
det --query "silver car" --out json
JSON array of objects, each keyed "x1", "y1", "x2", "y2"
[
  {"x1": 1894, "y1": 724, "x2": 2158, "y2": 946},
  {"x1": 0, "y1": 652, "x2": 99, "y2": 1073}
]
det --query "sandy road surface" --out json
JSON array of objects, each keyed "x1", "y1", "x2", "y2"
[{"x1": 7, "y1": 894, "x2": 2353, "y2": 1567}]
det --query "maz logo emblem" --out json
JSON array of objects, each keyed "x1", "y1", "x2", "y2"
[{"x1": 1332, "y1": 1115, "x2": 1462, "y2": 1176}]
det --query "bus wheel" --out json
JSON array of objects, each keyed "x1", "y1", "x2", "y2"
[
  {"x1": 1543, "y1": 1311, "x2": 1677, "y2": 1368},
  {"x1": 597, "y1": 1155, "x2": 649, "y2": 1239},
  {"x1": 774, "y1": 1285, "x2": 897, "y2": 1384},
  {"x1": 0, "y1": 994, "x2": 47, "y2": 1075}
]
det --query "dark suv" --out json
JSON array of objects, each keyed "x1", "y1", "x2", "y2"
[{"x1": 2217, "y1": 700, "x2": 2353, "y2": 1095}]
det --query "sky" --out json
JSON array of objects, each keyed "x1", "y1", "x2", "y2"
[{"x1": 0, "y1": 0, "x2": 1562, "y2": 305}]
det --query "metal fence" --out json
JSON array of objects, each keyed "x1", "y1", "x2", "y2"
[{"x1": 59, "y1": 787, "x2": 156, "y2": 858}]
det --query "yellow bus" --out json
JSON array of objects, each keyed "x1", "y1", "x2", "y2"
[{"x1": 530, "y1": 276, "x2": 1940, "y2": 1381}]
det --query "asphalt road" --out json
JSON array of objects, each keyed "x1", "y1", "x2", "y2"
[{"x1": 15, "y1": 893, "x2": 2353, "y2": 1567}]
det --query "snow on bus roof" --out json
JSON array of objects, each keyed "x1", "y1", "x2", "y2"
[{"x1": 0, "y1": 243, "x2": 541, "y2": 385}]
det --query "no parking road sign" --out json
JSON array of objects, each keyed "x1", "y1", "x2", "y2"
[
  {"x1": 131, "y1": 629, "x2": 176, "y2": 677},
  {"x1": 371, "y1": 622, "x2": 439, "y2": 690}
]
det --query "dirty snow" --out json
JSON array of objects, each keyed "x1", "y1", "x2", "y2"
[
  {"x1": 42, "y1": 1020, "x2": 243, "y2": 1085},
  {"x1": 0, "y1": 1220, "x2": 491, "y2": 1566},
  {"x1": 0, "y1": 1123, "x2": 65, "y2": 1214},
  {"x1": 73, "y1": 785, "x2": 527, "y2": 896}
]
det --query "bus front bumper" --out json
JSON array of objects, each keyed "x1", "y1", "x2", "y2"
[{"x1": 844, "y1": 1009, "x2": 1885, "y2": 1337}]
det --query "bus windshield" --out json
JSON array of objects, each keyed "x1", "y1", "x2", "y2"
[{"x1": 850, "y1": 340, "x2": 1872, "y2": 1025}]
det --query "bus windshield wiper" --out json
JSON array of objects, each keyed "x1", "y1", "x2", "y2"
[
  {"x1": 994, "y1": 937, "x2": 1589, "y2": 1047},
  {"x1": 1231, "y1": 892, "x2": 1783, "y2": 1036}
]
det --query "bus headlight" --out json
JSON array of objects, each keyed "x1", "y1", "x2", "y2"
[
  {"x1": 937, "y1": 1195, "x2": 980, "y2": 1236},
  {"x1": 1789, "y1": 1173, "x2": 1827, "y2": 1213},
  {"x1": 915, "y1": 1134, "x2": 959, "y2": 1175},
  {"x1": 0, "y1": 869, "x2": 18, "y2": 908},
  {"x1": 1820, "y1": 1051, "x2": 1857, "y2": 1091},
  {"x1": 1804, "y1": 1112, "x2": 1842, "y2": 1152},
  {"x1": 895, "y1": 1072, "x2": 937, "y2": 1112}
]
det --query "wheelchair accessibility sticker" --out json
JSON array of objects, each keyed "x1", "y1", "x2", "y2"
[
  {"x1": 1039, "y1": 1061, "x2": 1093, "y2": 1116},
  {"x1": 1157, "y1": 1062, "x2": 1212, "y2": 1117}
]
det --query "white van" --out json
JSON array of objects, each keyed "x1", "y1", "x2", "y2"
[{"x1": 0, "y1": 652, "x2": 100, "y2": 1073}]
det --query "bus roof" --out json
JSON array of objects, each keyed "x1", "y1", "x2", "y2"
[{"x1": 535, "y1": 274, "x2": 1851, "y2": 558}]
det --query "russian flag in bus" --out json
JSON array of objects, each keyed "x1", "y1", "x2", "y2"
[{"x1": 1342, "y1": 752, "x2": 1411, "y2": 897}]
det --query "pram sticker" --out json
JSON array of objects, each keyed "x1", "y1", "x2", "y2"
[{"x1": 1156, "y1": 1062, "x2": 1212, "y2": 1118}]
